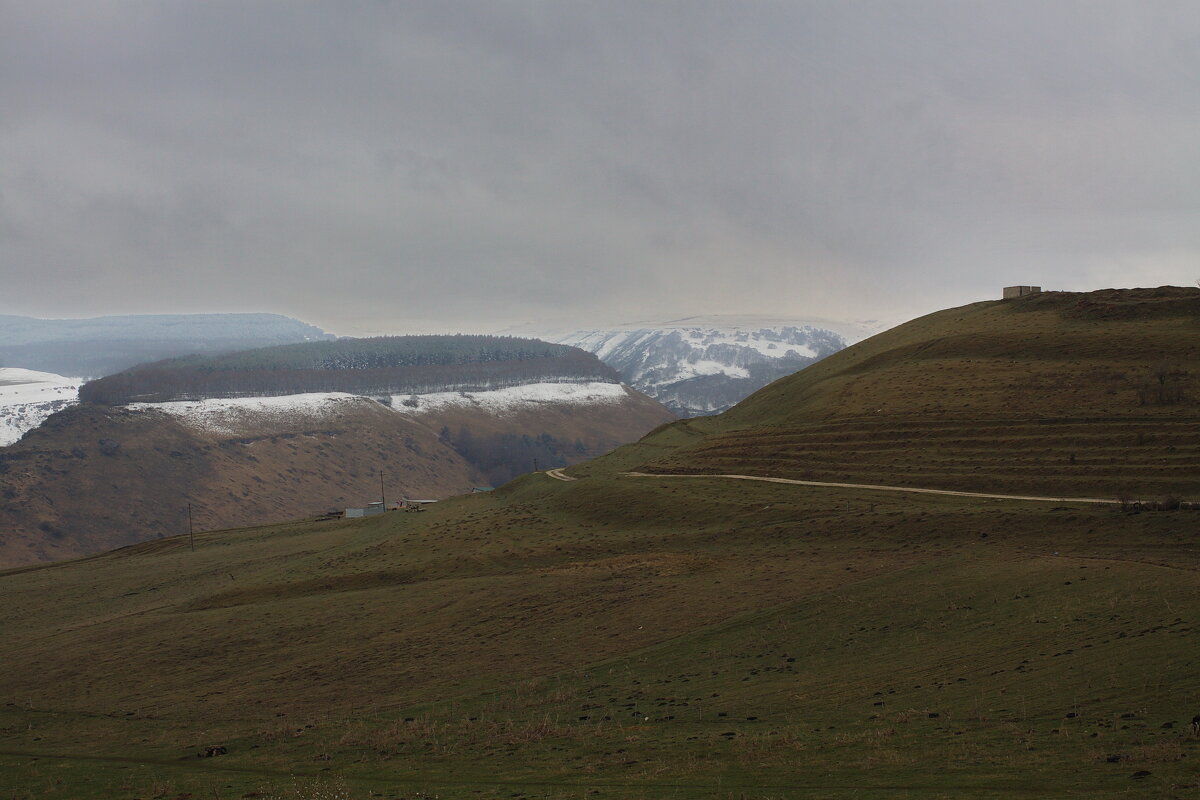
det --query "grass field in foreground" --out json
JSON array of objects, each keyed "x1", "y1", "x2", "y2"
[{"x1": 2, "y1": 466, "x2": 1199, "y2": 799}]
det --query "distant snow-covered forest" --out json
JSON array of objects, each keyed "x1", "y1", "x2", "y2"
[{"x1": 80, "y1": 335, "x2": 619, "y2": 404}]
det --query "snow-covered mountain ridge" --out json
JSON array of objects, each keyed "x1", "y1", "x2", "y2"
[
  {"x1": 389, "y1": 382, "x2": 632, "y2": 416},
  {"x1": 539, "y1": 316, "x2": 883, "y2": 417}
]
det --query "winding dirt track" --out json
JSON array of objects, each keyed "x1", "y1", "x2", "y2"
[
  {"x1": 621, "y1": 471, "x2": 1121, "y2": 505},
  {"x1": 544, "y1": 468, "x2": 577, "y2": 482}
]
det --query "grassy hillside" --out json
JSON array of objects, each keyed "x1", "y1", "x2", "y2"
[
  {"x1": 639, "y1": 288, "x2": 1200, "y2": 499},
  {"x1": 1, "y1": 470, "x2": 1197, "y2": 798},
  {"x1": 1, "y1": 288, "x2": 1197, "y2": 798}
]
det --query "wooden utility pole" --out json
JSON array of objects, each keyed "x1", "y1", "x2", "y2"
[
  {"x1": 187, "y1": 503, "x2": 194, "y2": 552},
  {"x1": 380, "y1": 470, "x2": 386, "y2": 508}
]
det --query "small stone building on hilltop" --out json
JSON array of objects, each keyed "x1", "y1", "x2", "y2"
[{"x1": 1003, "y1": 285, "x2": 1041, "y2": 299}]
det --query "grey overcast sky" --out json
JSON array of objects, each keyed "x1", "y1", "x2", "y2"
[{"x1": 2, "y1": 1, "x2": 1199, "y2": 335}]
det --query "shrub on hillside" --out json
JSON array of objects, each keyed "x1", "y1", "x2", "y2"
[{"x1": 1136, "y1": 363, "x2": 1190, "y2": 405}]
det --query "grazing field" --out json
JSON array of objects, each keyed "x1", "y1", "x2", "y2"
[{"x1": 2, "y1": 467, "x2": 1198, "y2": 799}]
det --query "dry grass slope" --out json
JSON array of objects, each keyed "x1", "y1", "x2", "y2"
[
  {"x1": 642, "y1": 288, "x2": 1200, "y2": 498},
  {"x1": 2, "y1": 473, "x2": 1199, "y2": 797}
]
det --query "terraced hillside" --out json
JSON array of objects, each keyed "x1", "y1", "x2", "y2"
[{"x1": 641, "y1": 288, "x2": 1200, "y2": 498}]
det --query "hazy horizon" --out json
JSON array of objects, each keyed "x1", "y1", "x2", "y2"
[{"x1": 4, "y1": 2, "x2": 1199, "y2": 336}]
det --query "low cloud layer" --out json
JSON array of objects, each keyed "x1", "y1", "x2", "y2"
[{"x1": 3, "y1": 1, "x2": 1199, "y2": 334}]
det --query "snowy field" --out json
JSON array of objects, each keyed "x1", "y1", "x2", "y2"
[
  {"x1": 122, "y1": 382, "x2": 630, "y2": 434},
  {"x1": 0, "y1": 368, "x2": 81, "y2": 446},
  {"x1": 390, "y1": 381, "x2": 630, "y2": 415},
  {"x1": 126, "y1": 392, "x2": 366, "y2": 435}
]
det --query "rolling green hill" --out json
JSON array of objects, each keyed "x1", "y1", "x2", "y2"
[
  {"x1": 1, "y1": 288, "x2": 1198, "y2": 799},
  {"x1": 636, "y1": 287, "x2": 1200, "y2": 499}
]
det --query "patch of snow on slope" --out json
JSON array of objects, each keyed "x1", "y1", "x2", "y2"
[
  {"x1": 677, "y1": 359, "x2": 750, "y2": 380},
  {"x1": 391, "y1": 382, "x2": 629, "y2": 415},
  {"x1": 0, "y1": 368, "x2": 81, "y2": 446},
  {"x1": 680, "y1": 330, "x2": 816, "y2": 359},
  {"x1": 127, "y1": 393, "x2": 365, "y2": 434},
  {"x1": 124, "y1": 383, "x2": 631, "y2": 433}
]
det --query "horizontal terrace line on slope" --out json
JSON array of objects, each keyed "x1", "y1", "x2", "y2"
[{"x1": 622, "y1": 471, "x2": 1125, "y2": 504}]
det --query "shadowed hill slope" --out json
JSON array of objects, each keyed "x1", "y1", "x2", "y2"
[
  {"x1": 0, "y1": 398, "x2": 480, "y2": 566},
  {"x1": 394, "y1": 383, "x2": 676, "y2": 486},
  {"x1": 635, "y1": 287, "x2": 1200, "y2": 498},
  {"x1": 0, "y1": 383, "x2": 674, "y2": 567}
]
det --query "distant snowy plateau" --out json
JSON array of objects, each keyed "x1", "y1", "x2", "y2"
[
  {"x1": 0, "y1": 369, "x2": 81, "y2": 446},
  {"x1": 129, "y1": 382, "x2": 633, "y2": 433},
  {"x1": 538, "y1": 316, "x2": 881, "y2": 416}
]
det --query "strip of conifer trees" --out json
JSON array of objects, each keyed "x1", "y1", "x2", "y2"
[{"x1": 80, "y1": 336, "x2": 620, "y2": 404}]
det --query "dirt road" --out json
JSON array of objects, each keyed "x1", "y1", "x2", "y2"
[{"x1": 621, "y1": 471, "x2": 1120, "y2": 505}]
